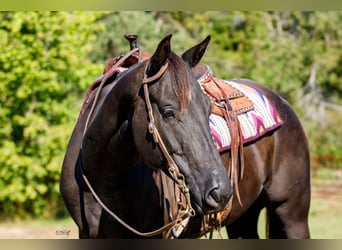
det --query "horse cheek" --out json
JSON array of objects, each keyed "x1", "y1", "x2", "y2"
[{"x1": 132, "y1": 103, "x2": 164, "y2": 169}]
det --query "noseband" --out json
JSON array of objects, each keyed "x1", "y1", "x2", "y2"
[{"x1": 80, "y1": 48, "x2": 194, "y2": 238}]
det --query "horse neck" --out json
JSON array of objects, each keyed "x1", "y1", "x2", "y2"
[
  {"x1": 81, "y1": 65, "x2": 145, "y2": 185},
  {"x1": 90, "y1": 126, "x2": 141, "y2": 194},
  {"x1": 82, "y1": 118, "x2": 164, "y2": 227}
]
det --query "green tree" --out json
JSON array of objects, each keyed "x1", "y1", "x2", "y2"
[
  {"x1": 89, "y1": 11, "x2": 196, "y2": 64},
  {"x1": 0, "y1": 11, "x2": 103, "y2": 218}
]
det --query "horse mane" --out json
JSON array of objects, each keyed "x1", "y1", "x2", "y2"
[{"x1": 168, "y1": 52, "x2": 191, "y2": 113}]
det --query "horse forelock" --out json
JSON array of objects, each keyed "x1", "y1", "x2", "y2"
[{"x1": 168, "y1": 52, "x2": 191, "y2": 113}]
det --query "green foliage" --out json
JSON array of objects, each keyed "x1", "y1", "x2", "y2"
[
  {"x1": 89, "y1": 11, "x2": 197, "y2": 64},
  {"x1": 0, "y1": 11, "x2": 103, "y2": 218},
  {"x1": 172, "y1": 12, "x2": 342, "y2": 102}
]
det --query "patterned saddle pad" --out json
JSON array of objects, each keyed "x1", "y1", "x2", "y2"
[{"x1": 208, "y1": 80, "x2": 284, "y2": 152}]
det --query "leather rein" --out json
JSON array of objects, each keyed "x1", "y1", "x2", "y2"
[{"x1": 80, "y1": 48, "x2": 195, "y2": 238}]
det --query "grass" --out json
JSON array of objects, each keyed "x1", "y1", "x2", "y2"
[
  {"x1": 0, "y1": 217, "x2": 78, "y2": 239},
  {"x1": 309, "y1": 198, "x2": 342, "y2": 239},
  {"x1": 309, "y1": 168, "x2": 342, "y2": 239}
]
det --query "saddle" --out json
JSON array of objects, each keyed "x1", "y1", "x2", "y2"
[{"x1": 192, "y1": 63, "x2": 254, "y2": 115}]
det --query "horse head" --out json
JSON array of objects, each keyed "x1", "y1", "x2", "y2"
[
  {"x1": 130, "y1": 35, "x2": 232, "y2": 215},
  {"x1": 82, "y1": 35, "x2": 232, "y2": 216}
]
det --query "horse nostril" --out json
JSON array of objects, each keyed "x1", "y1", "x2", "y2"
[
  {"x1": 204, "y1": 185, "x2": 232, "y2": 214},
  {"x1": 205, "y1": 187, "x2": 222, "y2": 208},
  {"x1": 210, "y1": 187, "x2": 220, "y2": 202}
]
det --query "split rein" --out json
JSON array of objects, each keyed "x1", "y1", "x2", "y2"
[{"x1": 80, "y1": 48, "x2": 195, "y2": 238}]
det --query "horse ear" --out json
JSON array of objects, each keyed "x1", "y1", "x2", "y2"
[
  {"x1": 146, "y1": 34, "x2": 172, "y2": 77},
  {"x1": 181, "y1": 35, "x2": 211, "y2": 68}
]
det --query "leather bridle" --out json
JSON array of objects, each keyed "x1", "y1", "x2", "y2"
[{"x1": 80, "y1": 48, "x2": 195, "y2": 238}]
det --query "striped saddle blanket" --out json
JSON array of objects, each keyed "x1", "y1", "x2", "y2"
[{"x1": 208, "y1": 80, "x2": 284, "y2": 152}]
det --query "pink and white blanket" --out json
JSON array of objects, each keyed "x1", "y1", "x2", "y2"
[{"x1": 209, "y1": 80, "x2": 284, "y2": 152}]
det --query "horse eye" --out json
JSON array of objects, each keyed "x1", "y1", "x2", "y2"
[{"x1": 162, "y1": 109, "x2": 175, "y2": 119}]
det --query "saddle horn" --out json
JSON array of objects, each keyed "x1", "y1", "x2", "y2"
[{"x1": 124, "y1": 34, "x2": 139, "y2": 50}]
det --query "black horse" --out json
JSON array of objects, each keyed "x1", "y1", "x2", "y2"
[
  {"x1": 61, "y1": 35, "x2": 310, "y2": 239},
  {"x1": 60, "y1": 35, "x2": 233, "y2": 238}
]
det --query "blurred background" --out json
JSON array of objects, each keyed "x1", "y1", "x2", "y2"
[{"x1": 0, "y1": 11, "x2": 341, "y2": 238}]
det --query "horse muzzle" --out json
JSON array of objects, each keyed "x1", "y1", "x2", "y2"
[
  {"x1": 189, "y1": 175, "x2": 232, "y2": 215},
  {"x1": 203, "y1": 184, "x2": 232, "y2": 214}
]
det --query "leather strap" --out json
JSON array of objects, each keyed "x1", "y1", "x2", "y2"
[
  {"x1": 142, "y1": 62, "x2": 195, "y2": 219},
  {"x1": 142, "y1": 62, "x2": 169, "y2": 84}
]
